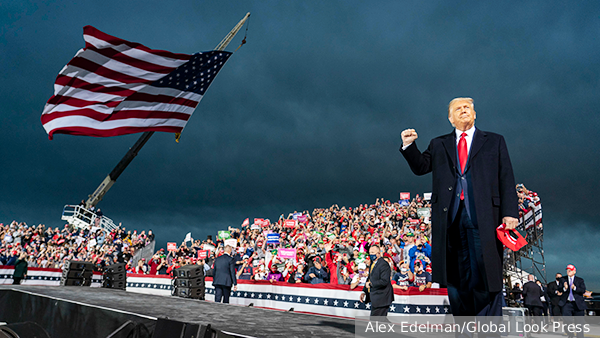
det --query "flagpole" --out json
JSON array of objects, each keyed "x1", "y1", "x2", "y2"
[{"x1": 85, "y1": 12, "x2": 251, "y2": 208}]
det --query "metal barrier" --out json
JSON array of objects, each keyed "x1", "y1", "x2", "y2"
[{"x1": 61, "y1": 205, "x2": 118, "y2": 232}]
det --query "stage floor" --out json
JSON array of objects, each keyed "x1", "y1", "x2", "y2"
[{"x1": 0, "y1": 286, "x2": 356, "y2": 337}]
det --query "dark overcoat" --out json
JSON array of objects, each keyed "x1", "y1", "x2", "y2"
[{"x1": 400, "y1": 129, "x2": 518, "y2": 292}]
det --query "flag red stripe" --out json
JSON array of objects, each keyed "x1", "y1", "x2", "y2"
[
  {"x1": 125, "y1": 92, "x2": 199, "y2": 108},
  {"x1": 86, "y1": 45, "x2": 182, "y2": 74},
  {"x1": 46, "y1": 95, "x2": 121, "y2": 108},
  {"x1": 83, "y1": 26, "x2": 190, "y2": 61},
  {"x1": 68, "y1": 56, "x2": 155, "y2": 84},
  {"x1": 55, "y1": 75, "x2": 136, "y2": 96},
  {"x1": 41, "y1": 109, "x2": 191, "y2": 125},
  {"x1": 54, "y1": 76, "x2": 200, "y2": 108},
  {"x1": 48, "y1": 125, "x2": 183, "y2": 140}
]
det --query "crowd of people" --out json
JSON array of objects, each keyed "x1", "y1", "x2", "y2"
[
  {"x1": 2, "y1": 184, "x2": 543, "y2": 295},
  {"x1": 0, "y1": 220, "x2": 155, "y2": 275},
  {"x1": 157, "y1": 196, "x2": 436, "y2": 291}
]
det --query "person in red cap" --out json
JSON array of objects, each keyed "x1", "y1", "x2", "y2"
[{"x1": 559, "y1": 264, "x2": 586, "y2": 338}]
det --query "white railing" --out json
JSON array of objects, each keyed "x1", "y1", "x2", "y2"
[{"x1": 61, "y1": 205, "x2": 118, "y2": 233}]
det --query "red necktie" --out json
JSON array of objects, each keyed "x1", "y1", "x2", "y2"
[{"x1": 458, "y1": 132, "x2": 467, "y2": 200}]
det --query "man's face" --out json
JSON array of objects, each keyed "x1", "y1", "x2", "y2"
[
  {"x1": 448, "y1": 99, "x2": 476, "y2": 130},
  {"x1": 567, "y1": 269, "x2": 575, "y2": 277},
  {"x1": 556, "y1": 273, "x2": 562, "y2": 280}
]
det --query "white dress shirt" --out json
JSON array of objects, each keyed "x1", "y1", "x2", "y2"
[{"x1": 455, "y1": 125, "x2": 476, "y2": 155}]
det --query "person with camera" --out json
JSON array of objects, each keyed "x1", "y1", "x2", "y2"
[
  {"x1": 392, "y1": 261, "x2": 414, "y2": 290},
  {"x1": 412, "y1": 260, "x2": 432, "y2": 292}
]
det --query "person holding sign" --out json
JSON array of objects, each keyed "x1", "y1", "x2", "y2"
[
  {"x1": 213, "y1": 245, "x2": 238, "y2": 303},
  {"x1": 400, "y1": 97, "x2": 518, "y2": 317}
]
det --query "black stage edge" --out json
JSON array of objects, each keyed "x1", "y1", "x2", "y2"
[{"x1": 0, "y1": 286, "x2": 356, "y2": 337}]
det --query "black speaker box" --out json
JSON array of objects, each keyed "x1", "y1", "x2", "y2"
[
  {"x1": 174, "y1": 265, "x2": 204, "y2": 279},
  {"x1": 173, "y1": 287, "x2": 205, "y2": 299},
  {"x1": 60, "y1": 278, "x2": 91, "y2": 286},
  {"x1": 102, "y1": 280, "x2": 126, "y2": 289},
  {"x1": 172, "y1": 276, "x2": 204, "y2": 288},
  {"x1": 105, "y1": 262, "x2": 126, "y2": 274},
  {"x1": 63, "y1": 260, "x2": 95, "y2": 271},
  {"x1": 63, "y1": 269, "x2": 93, "y2": 279},
  {"x1": 103, "y1": 272, "x2": 126, "y2": 281}
]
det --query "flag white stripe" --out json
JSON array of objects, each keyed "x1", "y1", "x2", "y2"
[
  {"x1": 116, "y1": 102, "x2": 197, "y2": 115},
  {"x1": 79, "y1": 49, "x2": 168, "y2": 81},
  {"x1": 43, "y1": 90, "x2": 202, "y2": 116},
  {"x1": 83, "y1": 34, "x2": 188, "y2": 68},
  {"x1": 44, "y1": 116, "x2": 188, "y2": 132}
]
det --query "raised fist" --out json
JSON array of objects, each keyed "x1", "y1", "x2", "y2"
[{"x1": 401, "y1": 129, "x2": 418, "y2": 146}]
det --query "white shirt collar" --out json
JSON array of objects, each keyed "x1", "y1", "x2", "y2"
[{"x1": 455, "y1": 125, "x2": 476, "y2": 139}]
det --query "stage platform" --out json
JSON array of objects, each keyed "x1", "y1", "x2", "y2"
[{"x1": 0, "y1": 285, "x2": 356, "y2": 337}]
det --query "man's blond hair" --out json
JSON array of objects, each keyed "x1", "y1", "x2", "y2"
[{"x1": 448, "y1": 97, "x2": 474, "y2": 117}]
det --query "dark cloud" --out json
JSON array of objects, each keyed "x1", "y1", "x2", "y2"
[{"x1": 1, "y1": 1, "x2": 599, "y2": 288}]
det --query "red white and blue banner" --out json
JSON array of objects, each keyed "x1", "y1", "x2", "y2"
[
  {"x1": 1, "y1": 269, "x2": 449, "y2": 319},
  {"x1": 0, "y1": 267, "x2": 102, "y2": 286}
]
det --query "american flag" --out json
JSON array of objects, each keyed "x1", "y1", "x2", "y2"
[{"x1": 41, "y1": 26, "x2": 231, "y2": 140}]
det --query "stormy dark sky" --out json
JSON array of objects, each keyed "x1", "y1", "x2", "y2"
[{"x1": 1, "y1": 1, "x2": 599, "y2": 288}]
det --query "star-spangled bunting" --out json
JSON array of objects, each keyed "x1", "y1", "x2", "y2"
[{"x1": 117, "y1": 284, "x2": 452, "y2": 314}]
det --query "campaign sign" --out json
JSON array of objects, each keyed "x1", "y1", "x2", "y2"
[
  {"x1": 400, "y1": 192, "x2": 411, "y2": 200},
  {"x1": 399, "y1": 200, "x2": 410, "y2": 207},
  {"x1": 292, "y1": 212, "x2": 302, "y2": 220},
  {"x1": 218, "y1": 231, "x2": 231, "y2": 239},
  {"x1": 224, "y1": 238, "x2": 237, "y2": 248},
  {"x1": 254, "y1": 218, "x2": 264, "y2": 225},
  {"x1": 197, "y1": 250, "x2": 209, "y2": 259},
  {"x1": 297, "y1": 215, "x2": 308, "y2": 223},
  {"x1": 167, "y1": 242, "x2": 177, "y2": 251},
  {"x1": 250, "y1": 223, "x2": 260, "y2": 230},
  {"x1": 202, "y1": 243, "x2": 215, "y2": 251},
  {"x1": 266, "y1": 233, "x2": 280, "y2": 244},
  {"x1": 284, "y1": 219, "x2": 297, "y2": 228},
  {"x1": 417, "y1": 208, "x2": 431, "y2": 218},
  {"x1": 278, "y1": 248, "x2": 296, "y2": 260},
  {"x1": 423, "y1": 192, "x2": 432, "y2": 200},
  {"x1": 409, "y1": 218, "x2": 421, "y2": 225}
]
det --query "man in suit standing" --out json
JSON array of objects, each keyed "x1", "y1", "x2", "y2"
[
  {"x1": 546, "y1": 272, "x2": 563, "y2": 318},
  {"x1": 213, "y1": 245, "x2": 238, "y2": 304},
  {"x1": 522, "y1": 275, "x2": 543, "y2": 316},
  {"x1": 559, "y1": 264, "x2": 586, "y2": 338},
  {"x1": 400, "y1": 97, "x2": 519, "y2": 317},
  {"x1": 364, "y1": 245, "x2": 394, "y2": 317},
  {"x1": 522, "y1": 274, "x2": 544, "y2": 330}
]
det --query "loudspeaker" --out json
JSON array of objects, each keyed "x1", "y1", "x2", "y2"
[
  {"x1": 174, "y1": 265, "x2": 204, "y2": 279},
  {"x1": 105, "y1": 263, "x2": 125, "y2": 274},
  {"x1": 102, "y1": 262, "x2": 127, "y2": 290},
  {"x1": 102, "y1": 280, "x2": 126, "y2": 289},
  {"x1": 63, "y1": 260, "x2": 95, "y2": 271},
  {"x1": 172, "y1": 276, "x2": 204, "y2": 288},
  {"x1": 173, "y1": 287, "x2": 205, "y2": 299},
  {"x1": 103, "y1": 272, "x2": 126, "y2": 281},
  {"x1": 152, "y1": 318, "x2": 216, "y2": 338},
  {"x1": 62, "y1": 269, "x2": 93, "y2": 279},
  {"x1": 0, "y1": 322, "x2": 50, "y2": 338},
  {"x1": 60, "y1": 278, "x2": 92, "y2": 286}
]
